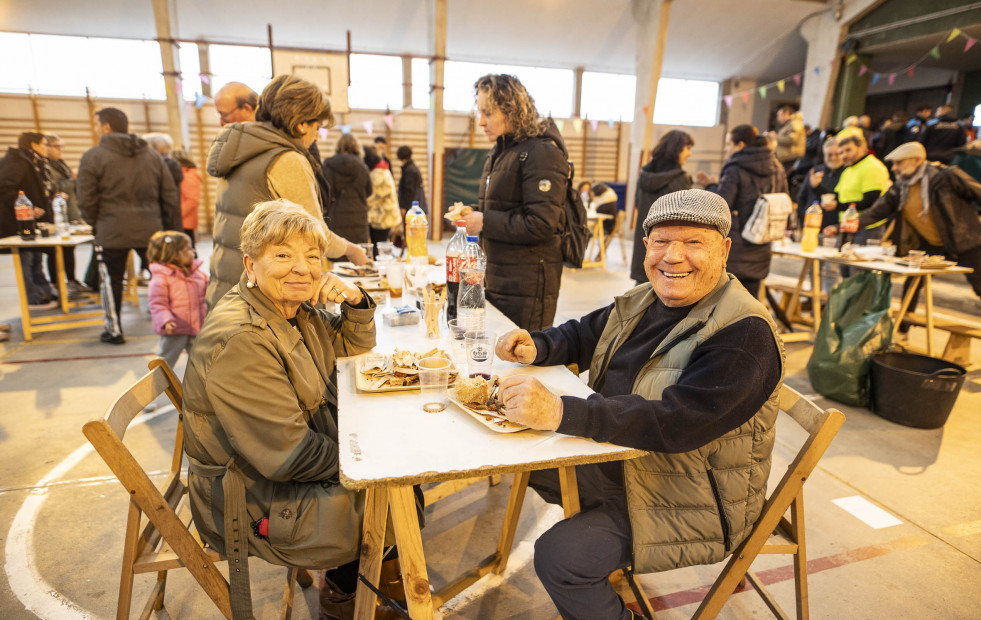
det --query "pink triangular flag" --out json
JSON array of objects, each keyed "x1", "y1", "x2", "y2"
[
  {"x1": 383, "y1": 114, "x2": 394, "y2": 130},
  {"x1": 793, "y1": 73, "x2": 802, "y2": 86},
  {"x1": 318, "y1": 127, "x2": 329, "y2": 141},
  {"x1": 724, "y1": 94, "x2": 733, "y2": 108},
  {"x1": 362, "y1": 120, "x2": 373, "y2": 136},
  {"x1": 200, "y1": 74, "x2": 211, "y2": 85},
  {"x1": 859, "y1": 65, "x2": 868, "y2": 77},
  {"x1": 888, "y1": 73, "x2": 896, "y2": 85},
  {"x1": 589, "y1": 119, "x2": 599, "y2": 131},
  {"x1": 966, "y1": 37, "x2": 977, "y2": 52}
]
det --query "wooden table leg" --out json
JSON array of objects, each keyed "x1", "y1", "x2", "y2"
[
  {"x1": 924, "y1": 274, "x2": 935, "y2": 357},
  {"x1": 10, "y1": 248, "x2": 33, "y2": 341},
  {"x1": 390, "y1": 485, "x2": 435, "y2": 619},
  {"x1": 54, "y1": 246, "x2": 70, "y2": 313},
  {"x1": 893, "y1": 275, "x2": 921, "y2": 341},
  {"x1": 810, "y1": 258, "x2": 821, "y2": 339},
  {"x1": 354, "y1": 487, "x2": 389, "y2": 620},
  {"x1": 493, "y1": 471, "x2": 530, "y2": 575},
  {"x1": 786, "y1": 260, "x2": 810, "y2": 324},
  {"x1": 558, "y1": 466, "x2": 581, "y2": 518}
]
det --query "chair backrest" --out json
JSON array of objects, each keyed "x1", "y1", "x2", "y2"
[{"x1": 82, "y1": 358, "x2": 234, "y2": 618}]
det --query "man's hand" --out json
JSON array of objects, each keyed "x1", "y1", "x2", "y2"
[
  {"x1": 461, "y1": 211, "x2": 483, "y2": 235},
  {"x1": 695, "y1": 171, "x2": 716, "y2": 187},
  {"x1": 809, "y1": 169, "x2": 824, "y2": 188},
  {"x1": 496, "y1": 329, "x2": 537, "y2": 364},
  {"x1": 312, "y1": 273, "x2": 362, "y2": 306},
  {"x1": 163, "y1": 321, "x2": 176, "y2": 335},
  {"x1": 347, "y1": 242, "x2": 369, "y2": 266},
  {"x1": 498, "y1": 375, "x2": 562, "y2": 431},
  {"x1": 822, "y1": 225, "x2": 838, "y2": 237},
  {"x1": 32, "y1": 207, "x2": 45, "y2": 218}
]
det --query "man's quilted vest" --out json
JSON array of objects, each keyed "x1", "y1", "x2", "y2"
[{"x1": 587, "y1": 273, "x2": 786, "y2": 573}]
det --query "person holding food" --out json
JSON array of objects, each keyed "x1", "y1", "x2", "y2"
[
  {"x1": 460, "y1": 73, "x2": 569, "y2": 331},
  {"x1": 494, "y1": 189, "x2": 785, "y2": 620},
  {"x1": 181, "y1": 199, "x2": 378, "y2": 620}
]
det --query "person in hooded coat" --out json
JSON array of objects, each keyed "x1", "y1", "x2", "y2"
[
  {"x1": 629, "y1": 130, "x2": 695, "y2": 284},
  {"x1": 205, "y1": 74, "x2": 362, "y2": 309},
  {"x1": 460, "y1": 74, "x2": 570, "y2": 331},
  {"x1": 321, "y1": 133, "x2": 373, "y2": 251},
  {"x1": 697, "y1": 124, "x2": 788, "y2": 298}
]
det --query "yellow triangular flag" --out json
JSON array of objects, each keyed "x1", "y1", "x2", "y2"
[
  {"x1": 846, "y1": 53, "x2": 857, "y2": 64},
  {"x1": 948, "y1": 28, "x2": 962, "y2": 43},
  {"x1": 777, "y1": 80, "x2": 786, "y2": 93}
]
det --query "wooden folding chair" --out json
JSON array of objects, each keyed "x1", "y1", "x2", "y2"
[
  {"x1": 602, "y1": 210, "x2": 628, "y2": 263},
  {"x1": 82, "y1": 358, "x2": 313, "y2": 620},
  {"x1": 623, "y1": 385, "x2": 845, "y2": 620}
]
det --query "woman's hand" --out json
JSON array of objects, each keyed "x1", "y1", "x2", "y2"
[
  {"x1": 696, "y1": 171, "x2": 716, "y2": 187},
  {"x1": 809, "y1": 169, "x2": 824, "y2": 188},
  {"x1": 462, "y1": 211, "x2": 483, "y2": 235},
  {"x1": 347, "y1": 242, "x2": 369, "y2": 266},
  {"x1": 312, "y1": 273, "x2": 362, "y2": 306},
  {"x1": 822, "y1": 225, "x2": 838, "y2": 237}
]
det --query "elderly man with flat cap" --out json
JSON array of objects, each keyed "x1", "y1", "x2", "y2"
[
  {"x1": 495, "y1": 189, "x2": 786, "y2": 620},
  {"x1": 860, "y1": 141, "x2": 981, "y2": 319}
]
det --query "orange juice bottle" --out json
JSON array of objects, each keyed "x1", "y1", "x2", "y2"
[{"x1": 801, "y1": 202, "x2": 822, "y2": 253}]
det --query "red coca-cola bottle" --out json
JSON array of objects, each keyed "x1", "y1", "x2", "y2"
[
  {"x1": 15, "y1": 191, "x2": 36, "y2": 240},
  {"x1": 444, "y1": 220, "x2": 468, "y2": 322}
]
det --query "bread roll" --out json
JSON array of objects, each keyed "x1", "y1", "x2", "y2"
[{"x1": 455, "y1": 376, "x2": 490, "y2": 405}]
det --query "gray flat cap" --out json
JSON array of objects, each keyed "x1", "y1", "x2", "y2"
[{"x1": 643, "y1": 189, "x2": 732, "y2": 237}]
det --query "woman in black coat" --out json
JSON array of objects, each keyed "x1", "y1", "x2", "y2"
[
  {"x1": 321, "y1": 133, "x2": 372, "y2": 246},
  {"x1": 697, "y1": 124, "x2": 787, "y2": 298},
  {"x1": 630, "y1": 130, "x2": 695, "y2": 284}
]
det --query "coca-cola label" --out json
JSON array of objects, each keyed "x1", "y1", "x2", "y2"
[
  {"x1": 446, "y1": 255, "x2": 461, "y2": 283},
  {"x1": 840, "y1": 218, "x2": 859, "y2": 233},
  {"x1": 15, "y1": 204, "x2": 33, "y2": 221},
  {"x1": 804, "y1": 211, "x2": 823, "y2": 228}
]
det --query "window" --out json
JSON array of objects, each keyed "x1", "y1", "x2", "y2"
[
  {"x1": 0, "y1": 32, "x2": 33, "y2": 94},
  {"x1": 412, "y1": 57, "x2": 430, "y2": 109},
  {"x1": 581, "y1": 72, "x2": 636, "y2": 122},
  {"x1": 443, "y1": 61, "x2": 573, "y2": 117},
  {"x1": 179, "y1": 42, "x2": 201, "y2": 101},
  {"x1": 652, "y1": 78, "x2": 720, "y2": 127},
  {"x1": 348, "y1": 54, "x2": 403, "y2": 110},
  {"x1": 209, "y1": 44, "x2": 272, "y2": 96}
]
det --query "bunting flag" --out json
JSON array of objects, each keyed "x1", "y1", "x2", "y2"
[
  {"x1": 930, "y1": 46, "x2": 941, "y2": 60},
  {"x1": 947, "y1": 28, "x2": 962, "y2": 43},
  {"x1": 608, "y1": 119, "x2": 616, "y2": 128},
  {"x1": 724, "y1": 94, "x2": 733, "y2": 108},
  {"x1": 814, "y1": 66, "x2": 821, "y2": 76},
  {"x1": 888, "y1": 73, "x2": 896, "y2": 85},
  {"x1": 318, "y1": 127, "x2": 329, "y2": 140},
  {"x1": 846, "y1": 54, "x2": 857, "y2": 64},
  {"x1": 777, "y1": 80, "x2": 785, "y2": 93},
  {"x1": 793, "y1": 73, "x2": 802, "y2": 86},
  {"x1": 758, "y1": 85, "x2": 767, "y2": 98},
  {"x1": 872, "y1": 73, "x2": 880, "y2": 85},
  {"x1": 383, "y1": 114, "x2": 394, "y2": 130},
  {"x1": 907, "y1": 66, "x2": 915, "y2": 78},
  {"x1": 741, "y1": 91, "x2": 750, "y2": 104},
  {"x1": 554, "y1": 119, "x2": 565, "y2": 131},
  {"x1": 589, "y1": 119, "x2": 599, "y2": 132},
  {"x1": 572, "y1": 117, "x2": 583, "y2": 133},
  {"x1": 340, "y1": 124, "x2": 351, "y2": 134},
  {"x1": 858, "y1": 65, "x2": 868, "y2": 77},
  {"x1": 194, "y1": 92, "x2": 207, "y2": 109},
  {"x1": 967, "y1": 37, "x2": 977, "y2": 52},
  {"x1": 200, "y1": 74, "x2": 211, "y2": 85},
  {"x1": 362, "y1": 120, "x2": 374, "y2": 136},
  {"x1": 642, "y1": 105, "x2": 651, "y2": 119}
]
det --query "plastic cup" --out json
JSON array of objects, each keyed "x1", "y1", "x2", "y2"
[
  {"x1": 418, "y1": 356, "x2": 451, "y2": 413},
  {"x1": 882, "y1": 244, "x2": 897, "y2": 258},
  {"x1": 358, "y1": 243, "x2": 375, "y2": 264},
  {"x1": 865, "y1": 238, "x2": 881, "y2": 246},
  {"x1": 465, "y1": 330, "x2": 496, "y2": 379},
  {"x1": 821, "y1": 193, "x2": 836, "y2": 208},
  {"x1": 821, "y1": 237, "x2": 837, "y2": 249},
  {"x1": 386, "y1": 261, "x2": 404, "y2": 298},
  {"x1": 376, "y1": 241, "x2": 394, "y2": 258},
  {"x1": 423, "y1": 299, "x2": 442, "y2": 339},
  {"x1": 906, "y1": 250, "x2": 926, "y2": 267},
  {"x1": 447, "y1": 319, "x2": 468, "y2": 364}
]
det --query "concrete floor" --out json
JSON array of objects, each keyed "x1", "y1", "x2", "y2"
[{"x1": 1, "y1": 235, "x2": 980, "y2": 619}]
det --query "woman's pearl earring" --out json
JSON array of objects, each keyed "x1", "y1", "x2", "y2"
[{"x1": 246, "y1": 279, "x2": 255, "y2": 289}]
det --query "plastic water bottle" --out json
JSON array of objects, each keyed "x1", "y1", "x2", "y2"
[
  {"x1": 52, "y1": 193, "x2": 70, "y2": 240},
  {"x1": 457, "y1": 235, "x2": 486, "y2": 331},
  {"x1": 445, "y1": 220, "x2": 468, "y2": 322},
  {"x1": 14, "y1": 191, "x2": 36, "y2": 240},
  {"x1": 800, "y1": 202, "x2": 822, "y2": 253}
]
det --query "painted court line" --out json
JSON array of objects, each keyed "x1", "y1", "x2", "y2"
[{"x1": 832, "y1": 496, "x2": 904, "y2": 529}]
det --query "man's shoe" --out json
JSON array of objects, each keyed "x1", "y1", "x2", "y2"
[
  {"x1": 319, "y1": 575, "x2": 355, "y2": 620},
  {"x1": 28, "y1": 300, "x2": 58, "y2": 311},
  {"x1": 100, "y1": 331, "x2": 125, "y2": 345},
  {"x1": 0, "y1": 323, "x2": 12, "y2": 332},
  {"x1": 67, "y1": 280, "x2": 93, "y2": 296}
]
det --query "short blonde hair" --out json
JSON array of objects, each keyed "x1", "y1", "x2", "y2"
[
  {"x1": 474, "y1": 74, "x2": 546, "y2": 142},
  {"x1": 240, "y1": 199, "x2": 329, "y2": 259},
  {"x1": 255, "y1": 74, "x2": 335, "y2": 139}
]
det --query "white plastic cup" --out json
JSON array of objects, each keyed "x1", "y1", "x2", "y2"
[
  {"x1": 465, "y1": 330, "x2": 496, "y2": 379},
  {"x1": 386, "y1": 261, "x2": 404, "y2": 298},
  {"x1": 418, "y1": 356, "x2": 451, "y2": 413}
]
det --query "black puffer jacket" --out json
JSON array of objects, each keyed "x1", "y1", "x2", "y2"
[
  {"x1": 77, "y1": 133, "x2": 179, "y2": 249},
  {"x1": 322, "y1": 153, "x2": 372, "y2": 244},
  {"x1": 398, "y1": 159, "x2": 426, "y2": 214},
  {"x1": 630, "y1": 166, "x2": 693, "y2": 283},
  {"x1": 918, "y1": 114, "x2": 968, "y2": 164},
  {"x1": 0, "y1": 148, "x2": 50, "y2": 240},
  {"x1": 708, "y1": 146, "x2": 788, "y2": 281},
  {"x1": 858, "y1": 163, "x2": 981, "y2": 256},
  {"x1": 478, "y1": 120, "x2": 568, "y2": 331}
]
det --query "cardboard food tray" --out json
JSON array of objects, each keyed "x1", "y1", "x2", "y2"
[
  {"x1": 896, "y1": 259, "x2": 956, "y2": 269},
  {"x1": 446, "y1": 380, "x2": 570, "y2": 434},
  {"x1": 355, "y1": 353, "x2": 457, "y2": 392},
  {"x1": 332, "y1": 261, "x2": 381, "y2": 278}
]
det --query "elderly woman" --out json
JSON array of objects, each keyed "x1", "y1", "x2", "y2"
[
  {"x1": 181, "y1": 200, "x2": 376, "y2": 619},
  {"x1": 206, "y1": 74, "x2": 365, "y2": 309},
  {"x1": 461, "y1": 74, "x2": 570, "y2": 331}
]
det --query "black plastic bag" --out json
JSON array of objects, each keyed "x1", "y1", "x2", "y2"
[{"x1": 806, "y1": 271, "x2": 893, "y2": 406}]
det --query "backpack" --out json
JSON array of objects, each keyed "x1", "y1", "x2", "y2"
[{"x1": 741, "y1": 192, "x2": 792, "y2": 245}]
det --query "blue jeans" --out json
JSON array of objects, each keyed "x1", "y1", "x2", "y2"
[{"x1": 20, "y1": 250, "x2": 55, "y2": 304}]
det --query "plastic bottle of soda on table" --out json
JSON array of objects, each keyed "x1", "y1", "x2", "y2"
[
  {"x1": 405, "y1": 201, "x2": 429, "y2": 298},
  {"x1": 14, "y1": 191, "x2": 36, "y2": 240},
  {"x1": 457, "y1": 235, "x2": 486, "y2": 331},
  {"x1": 445, "y1": 219, "x2": 468, "y2": 322},
  {"x1": 839, "y1": 203, "x2": 859, "y2": 246},
  {"x1": 800, "y1": 201, "x2": 822, "y2": 253},
  {"x1": 52, "y1": 193, "x2": 70, "y2": 240}
]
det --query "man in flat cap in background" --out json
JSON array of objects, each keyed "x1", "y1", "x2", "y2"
[
  {"x1": 495, "y1": 189, "x2": 786, "y2": 620},
  {"x1": 859, "y1": 141, "x2": 981, "y2": 319}
]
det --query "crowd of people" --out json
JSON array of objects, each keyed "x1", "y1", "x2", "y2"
[{"x1": 2, "y1": 69, "x2": 981, "y2": 620}]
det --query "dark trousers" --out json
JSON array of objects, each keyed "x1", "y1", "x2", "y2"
[
  {"x1": 183, "y1": 228, "x2": 196, "y2": 248},
  {"x1": 369, "y1": 227, "x2": 390, "y2": 257},
  {"x1": 102, "y1": 248, "x2": 147, "y2": 330},
  {"x1": 901, "y1": 244, "x2": 981, "y2": 324},
  {"x1": 43, "y1": 246, "x2": 77, "y2": 283},
  {"x1": 530, "y1": 463, "x2": 634, "y2": 620}
]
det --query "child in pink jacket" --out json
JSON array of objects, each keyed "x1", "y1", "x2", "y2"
[{"x1": 147, "y1": 231, "x2": 208, "y2": 373}]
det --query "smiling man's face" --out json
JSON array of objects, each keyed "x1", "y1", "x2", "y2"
[{"x1": 643, "y1": 223, "x2": 731, "y2": 307}]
